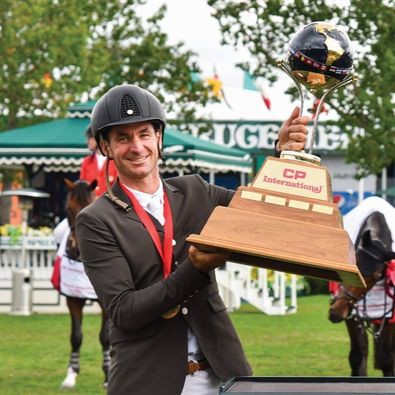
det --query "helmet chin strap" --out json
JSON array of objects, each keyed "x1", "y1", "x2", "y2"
[
  {"x1": 156, "y1": 127, "x2": 163, "y2": 160},
  {"x1": 158, "y1": 140, "x2": 163, "y2": 160}
]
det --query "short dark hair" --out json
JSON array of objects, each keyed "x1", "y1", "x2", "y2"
[{"x1": 151, "y1": 121, "x2": 162, "y2": 133}]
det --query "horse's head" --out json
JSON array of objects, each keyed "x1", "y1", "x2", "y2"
[
  {"x1": 65, "y1": 178, "x2": 97, "y2": 225},
  {"x1": 64, "y1": 178, "x2": 97, "y2": 260},
  {"x1": 329, "y1": 212, "x2": 395, "y2": 323}
]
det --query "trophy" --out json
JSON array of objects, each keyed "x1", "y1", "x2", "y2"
[{"x1": 187, "y1": 22, "x2": 365, "y2": 287}]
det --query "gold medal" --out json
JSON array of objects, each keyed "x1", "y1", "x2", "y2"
[{"x1": 161, "y1": 305, "x2": 180, "y2": 319}]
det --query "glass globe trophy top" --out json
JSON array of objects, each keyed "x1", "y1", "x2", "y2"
[{"x1": 277, "y1": 21, "x2": 358, "y2": 164}]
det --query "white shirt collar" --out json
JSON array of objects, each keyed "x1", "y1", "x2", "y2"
[{"x1": 122, "y1": 180, "x2": 164, "y2": 209}]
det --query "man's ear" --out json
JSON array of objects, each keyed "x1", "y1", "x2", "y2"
[
  {"x1": 100, "y1": 139, "x2": 110, "y2": 157},
  {"x1": 157, "y1": 132, "x2": 163, "y2": 150}
]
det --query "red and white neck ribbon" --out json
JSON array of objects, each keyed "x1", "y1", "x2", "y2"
[{"x1": 120, "y1": 184, "x2": 174, "y2": 278}]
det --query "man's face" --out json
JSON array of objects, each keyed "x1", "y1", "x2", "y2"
[{"x1": 102, "y1": 122, "x2": 161, "y2": 184}]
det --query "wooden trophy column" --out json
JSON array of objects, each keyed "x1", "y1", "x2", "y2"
[{"x1": 187, "y1": 154, "x2": 365, "y2": 287}]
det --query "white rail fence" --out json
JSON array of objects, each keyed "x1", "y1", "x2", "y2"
[
  {"x1": 0, "y1": 237, "x2": 298, "y2": 315},
  {"x1": 0, "y1": 236, "x2": 100, "y2": 313},
  {"x1": 217, "y1": 262, "x2": 298, "y2": 315}
]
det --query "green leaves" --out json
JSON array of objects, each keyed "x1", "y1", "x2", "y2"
[
  {"x1": 209, "y1": 0, "x2": 395, "y2": 176},
  {"x1": 0, "y1": 0, "x2": 211, "y2": 129}
]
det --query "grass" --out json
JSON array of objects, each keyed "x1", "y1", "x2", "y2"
[
  {"x1": 0, "y1": 295, "x2": 381, "y2": 394},
  {"x1": 231, "y1": 295, "x2": 381, "y2": 377}
]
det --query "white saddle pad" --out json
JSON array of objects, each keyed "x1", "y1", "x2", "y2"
[{"x1": 57, "y1": 228, "x2": 97, "y2": 299}]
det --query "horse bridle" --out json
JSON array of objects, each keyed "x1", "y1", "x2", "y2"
[
  {"x1": 330, "y1": 240, "x2": 391, "y2": 320},
  {"x1": 330, "y1": 285, "x2": 365, "y2": 317}
]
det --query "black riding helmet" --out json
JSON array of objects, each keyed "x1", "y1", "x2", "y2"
[{"x1": 91, "y1": 84, "x2": 166, "y2": 154}]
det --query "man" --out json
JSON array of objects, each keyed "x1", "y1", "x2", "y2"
[
  {"x1": 80, "y1": 125, "x2": 118, "y2": 196},
  {"x1": 76, "y1": 84, "x2": 308, "y2": 395}
]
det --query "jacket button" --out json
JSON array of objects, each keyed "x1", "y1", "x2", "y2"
[{"x1": 182, "y1": 307, "x2": 188, "y2": 315}]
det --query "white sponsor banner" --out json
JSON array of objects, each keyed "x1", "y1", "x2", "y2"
[{"x1": 185, "y1": 122, "x2": 348, "y2": 152}]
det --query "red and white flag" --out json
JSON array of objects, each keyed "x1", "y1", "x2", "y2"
[{"x1": 243, "y1": 71, "x2": 271, "y2": 110}]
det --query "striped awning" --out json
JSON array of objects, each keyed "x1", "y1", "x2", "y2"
[{"x1": 0, "y1": 105, "x2": 252, "y2": 174}]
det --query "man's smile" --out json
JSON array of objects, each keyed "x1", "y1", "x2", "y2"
[{"x1": 126, "y1": 155, "x2": 149, "y2": 163}]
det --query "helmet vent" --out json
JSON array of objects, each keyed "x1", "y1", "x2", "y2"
[{"x1": 120, "y1": 94, "x2": 141, "y2": 118}]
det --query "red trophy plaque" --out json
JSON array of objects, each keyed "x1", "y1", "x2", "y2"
[{"x1": 187, "y1": 22, "x2": 365, "y2": 287}]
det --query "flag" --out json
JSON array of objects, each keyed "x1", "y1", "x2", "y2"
[
  {"x1": 243, "y1": 71, "x2": 257, "y2": 91},
  {"x1": 261, "y1": 89, "x2": 271, "y2": 111},
  {"x1": 185, "y1": 71, "x2": 202, "y2": 92},
  {"x1": 205, "y1": 67, "x2": 232, "y2": 109},
  {"x1": 243, "y1": 71, "x2": 271, "y2": 110},
  {"x1": 309, "y1": 96, "x2": 328, "y2": 119},
  {"x1": 42, "y1": 72, "x2": 53, "y2": 89},
  {"x1": 190, "y1": 71, "x2": 201, "y2": 83},
  {"x1": 205, "y1": 72, "x2": 223, "y2": 98}
]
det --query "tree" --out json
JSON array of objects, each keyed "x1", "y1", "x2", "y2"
[
  {"x1": 208, "y1": 0, "x2": 395, "y2": 176},
  {"x1": 0, "y1": 0, "x2": 211, "y2": 130}
]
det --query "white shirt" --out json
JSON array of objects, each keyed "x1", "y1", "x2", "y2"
[{"x1": 96, "y1": 152, "x2": 107, "y2": 170}]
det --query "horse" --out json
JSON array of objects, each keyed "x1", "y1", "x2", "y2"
[
  {"x1": 53, "y1": 179, "x2": 110, "y2": 389},
  {"x1": 328, "y1": 199, "x2": 395, "y2": 376}
]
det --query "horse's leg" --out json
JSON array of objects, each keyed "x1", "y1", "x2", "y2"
[
  {"x1": 374, "y1": 322, "x2": 395, "y2": 376},
  {"x1": 346, "y1": 319, "x2": 368, "y2": 376},
  {"x1": 99, "y1": 303, "x2": 111, "y2": 388},
  {"x1": 60, "y1": 296, "x2": 86, "y2": 389},
  {"x1": 68, "y1": 297, "x2": 86, "y2": 372}
]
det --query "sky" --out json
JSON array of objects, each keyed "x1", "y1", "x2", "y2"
[{"x1": 139, "y1": 0, "x2": 304, "y2": 121}]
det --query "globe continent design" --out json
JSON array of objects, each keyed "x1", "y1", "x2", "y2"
[{"x1": 287, "y1": 21, "x2": 354, "y2": 90}]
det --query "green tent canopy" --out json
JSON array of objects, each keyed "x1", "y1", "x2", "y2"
[
  {"x1": 163, "y1": 127, "x2": 252, "y2": 173},
  {"x1": 0, "y1": 106, "x2": 252, "y2": 174}
]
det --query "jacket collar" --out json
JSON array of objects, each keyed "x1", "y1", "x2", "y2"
[
  {"x1": 163, "y1": 181, "x2": 184, "y2": 230},
  {"x1": 109, "y1": 179, "x2": 184, "y2": 231}
]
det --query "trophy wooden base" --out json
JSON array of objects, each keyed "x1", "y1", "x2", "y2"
[{"x1": 187, "y1": 156, "x2": 365, "y2": 287}]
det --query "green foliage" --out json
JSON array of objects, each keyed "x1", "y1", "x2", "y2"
[
  {"x1": 0, "y1": 0, "x2": 211, "y2": 130},
  {"x1": 208, "y1": 0, "x2": 395, "y2": 176},
  {"x1": 0, "y1": 0, "x2": 97, "y2": 128},
  {"x1": 0, "y1": 225, "x2": 23, "y2": 244}
]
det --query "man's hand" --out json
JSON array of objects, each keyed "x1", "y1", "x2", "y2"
[
  {"x1": 277, "y1": 106, "x2": 309, "y2": 152},
  {"x1": 188, "y1": 245, "x2": 230, "y2": 273}
]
